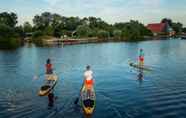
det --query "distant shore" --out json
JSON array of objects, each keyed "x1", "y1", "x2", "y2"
[
  {"x1": 30, "y1": 35, "x2": 179, "y2": 46},
  {"x1": 1, "y1": 12, "x2": 185, "y2": 49}
]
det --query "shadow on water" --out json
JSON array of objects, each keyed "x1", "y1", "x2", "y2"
[
  {"x1": 48, "y1": 92, "x2": 56, "y2": 109},
  {"x1": 83, "y1": 114, "x2": 94, "y2": 118},
  {"x1": 137, "y1": 69, "x2": 144, "y2": 86},
  {"x1": 73, "y1": 104, "x2": 81, "y2": 112}
]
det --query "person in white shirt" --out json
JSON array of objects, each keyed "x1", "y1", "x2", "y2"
[{"x1": 84, "y1": 65, "x2": 94, "y2": 90}]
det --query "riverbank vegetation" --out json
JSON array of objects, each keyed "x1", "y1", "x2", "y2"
[
  {"x1": 31, "y1": 12, "x2": 153, "y2": 43},
  {"x1": 0, "y1": 12, "x2": 23, "y2": 49},
  {"x1": 161, "y1": 18, "x2": 183, "y2": 35},
  {"x1": 0, "y1": 12, "x2": 186, "y2": 49}
]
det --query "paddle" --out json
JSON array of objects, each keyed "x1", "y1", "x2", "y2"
[
  {"x1": 33, "y1": 72, "x2": 46, "y2": 80},
  {"x1": 74, "y1": 95, "x2": 80, "y2": 105},
  {"x1": 74, "y1": 82, "x2": 84, "y2": 105},
  {"x1": 34, "y1": 68, "x2": 59, "y2": 80}
]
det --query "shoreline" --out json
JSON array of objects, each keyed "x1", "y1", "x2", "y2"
[
  {"x1": 40, "y1": 36, "x2": 178, "y2": 46},
  {"x1": 1, "y1": 36, "x2": 180, "y2": 49}
]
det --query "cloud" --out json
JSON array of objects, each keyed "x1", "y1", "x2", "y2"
[
  {"x1": 139, "y1": 0, "x2": 161, "y2": 6},
  {"x1": 43, "y1": 0, "x2": 63, "y2": 6},
  {"x1": 2, "y1": 0, "x2": 186, "y2": 26},
  {"x1": 39, "y1": 0, "x2": 165, "y2": 25}
]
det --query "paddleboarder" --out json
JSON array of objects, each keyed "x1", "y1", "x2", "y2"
[
  {"x1": 46, "y1": 58, "x2": 53, "y2": 74},
  {"x1": 139, "y1": 49, "x2": 144, "y2": 67},
  {"x1": 84, "y1": 65, "x2": 94, "y2": 96}
]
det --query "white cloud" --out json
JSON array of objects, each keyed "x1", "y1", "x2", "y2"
[
  {"x1": 139, "y1": 0, "x2": 161, "y2": 6},
  {"x1": 8, "y1": 0, "x2": 186, "y2": 26},
  {"x1": 43, "y1": 0, "x2": 64, "y2": 6}
]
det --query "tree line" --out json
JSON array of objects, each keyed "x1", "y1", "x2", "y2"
[
  {"x1": 0, "y1": 12, "x2": 185, "y2": 49},
  {"x1": 161, "y1": 18, "x2": 183, "y2": 34},
  {"x1": 31, "y1": 12, "x2": 153, "y2": 42},
  {"x1": 0, "y1": 12, "x2": 21, "y2": 49}
]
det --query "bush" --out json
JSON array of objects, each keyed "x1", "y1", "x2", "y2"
[
  {"x1": 97, "y1": 30, "x2": 109, "y2": 39},
  {"x1": 32, "y1": 30, "x2": 43, "y2": 38},
  {"x1": 0, "y1": 37, "x2": 20, "y2": 49},
  {"x1": 0, "y1": 24, "x2": 15, "y2": 38},
  {"x1": 44, "y1": 26, "x2": 54, "y2": 36},
  {"x1": 76, "y1": 25, "x2": 91, "y2": 37},
  {"x1": 32, "y1": 37, "x2": 43, "y2": 46},
  {"x1": 54, "y1": 27, "x2": 62, "y2": 38},
  {"x1": 31, "y1": 31, "x2": 44, "y2": 46},
  {"x1": 88, "y1": 29, "x2": 97, "y2": 37},
  {"x1": 113, "y1": 30, "x2": 122, "y2": 40},
  {"x1": 0, "y1": 24, "x2": 21, "y2": 49}
]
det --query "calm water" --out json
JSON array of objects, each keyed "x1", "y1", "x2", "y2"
[{"x1": 1, "y1": 39, "x2": 186, "y2": 118}]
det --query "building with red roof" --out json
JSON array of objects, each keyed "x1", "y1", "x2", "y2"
[
  {"x1": 147, "y1": 23, "x2": 166, "y2": 36},
  {"x1": 147, "y1": 23, "x2": 175, "y2": 36}
]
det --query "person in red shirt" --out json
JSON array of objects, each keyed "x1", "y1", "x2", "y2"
[
  {"x1": 139, "y1": 49, "x2": 144, "y2": 67},
  {"x1": 46, "y1": 58, "x2": 53, "y2": 74}
]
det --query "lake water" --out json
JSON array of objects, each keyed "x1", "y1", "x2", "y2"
[{"x1": 1, "y1": 39, "x2": 186, "y2": 118}]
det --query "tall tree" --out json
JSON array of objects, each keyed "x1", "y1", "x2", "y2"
[
  {"x1": 64, "y1": 17, "x2": 81, "y2": 31},
  {"x1": 76, "y1": 25, "x2": 91, "y2": 37},
  {"x1": 172, "y1": 22, "x2": 183, "y2": 34},
  {"x1": 0, "y1": 12, "x2": 17, "y2": 27},
  {"x1": 0, "y1": 12, "x2": 20, "y2": 49},
  {"x1": 161, "y1": 18, "x2": 172, "y2": 26},
  {"x1": 182, "y1": 27, "x2": 186, "y2": 33},
  {"x1": 33, "y1": 12, "x2": 53, "y2": 30},
  {"x1": 23, "y1": 22, "x2": 32, "y2": 33}
]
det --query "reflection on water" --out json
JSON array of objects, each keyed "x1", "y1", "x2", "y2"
[
  {"x1": 83, "y1": 114, "x2": 94, "y2": 118},
  {"x1": 0, "y1": 39, "x2": 186, "y2": 118},
  {"x1": 48, "y1": 92, "x2": 56, "y2": 109},
  {"x1": 137, "y1": 69, "x2": 144, "y2": 86}
]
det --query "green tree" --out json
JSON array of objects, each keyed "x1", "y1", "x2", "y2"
[
  {"x1": 172, "y1": 22, "x2": 183, "y2": 34},
  {"x1": 88, "y1": 29, "x2": 97, "y2": 37},
  {"x1": 44, "y1": 26, "x2": 54, "y2": 36},
  {"x1": 113, "y1": 30, "x2": 122, "y2": 40},
  {"x1": 161, "y1": 18, "x2": 183, "y2": 34},
  {"x1": 33, "y1": 15, "x2": 43, "y2": 29},
  {"x1": 15, "y1": 26, "x2": 25, "y2": 39},
  {"x1": 114, "y1": 20, "x2": 152, "y2": 41},
  {"x1": 97, "y1": 30, "x2": 109, "y2": 39},
  {"x1": 161, "y1": 18, "x2": 173, "y2": 26},
  {"x1": 0, "y1": 12, "x2": 21, "y2": 49},
  {"x1": 76, "y1": 25, "x2": 91, "y2": 37},
  {"x1": 64, "y1": 17, "x2": 81, "y2": 32},
  {"x1": 33, "y1": 12, "x2": 53, "y2": 30},
  {"x1": 23, "y1": 22, "x2": 32, "y2": 33},
  {"x1": 0, "y1": 12, "x2": 17, "y2": 27},
  {"x1": 87, "y1": 17, "x2": 110, "y2": 30},
  {"x1": 182, "y1": 27, "x2": 186, "y2": 33},
  {"x1": 0, "y1": 24, "x2": 20, "y2": 49}
]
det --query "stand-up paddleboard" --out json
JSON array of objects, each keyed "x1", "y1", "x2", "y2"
[
  {"x1": 38, "y1": 74, "x2": 58, "y2": 96},
  {"x1": 81, "y1": 85, "x2": 96, "y2": 115},
  {"x1": 129, "y1": 62, "x2": 152, "y2": 71}
]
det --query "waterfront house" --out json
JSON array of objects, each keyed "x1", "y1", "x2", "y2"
[{"x1": 147, "y1": 23, "x2": 175, "y2": 36}]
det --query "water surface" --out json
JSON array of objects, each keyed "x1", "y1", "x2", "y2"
[{"x1": 0, "y1": 39, "x2": 186, "y2": 118}]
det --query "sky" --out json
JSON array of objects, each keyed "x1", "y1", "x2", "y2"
[{"x1": 0, "y1": 0, "x2": 186, "y2": 26}]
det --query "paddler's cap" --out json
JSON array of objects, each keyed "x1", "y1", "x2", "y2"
[
  {"x1": 47, "y1": 58, "x2": 51, "y2": 64},
  {"x1": 86, "y1": 65, "x2": 91, "y2": 70},
  {"x1": 140, "y1": 49, "x2": 143, "y2": 51}
]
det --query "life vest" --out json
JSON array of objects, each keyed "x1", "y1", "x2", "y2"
[
  {"x1": 139, "y1": 56, "x2": 144, "y2": 62},
  {"x1": 46, "y1": 64, "x2": 52, "y2": 74},
  {"x1": 84, "y1": 70, "x2": 93, "y2": 89},
  {"x1": 85, "y1": 79, "x2": 93, "y2": 89}
]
